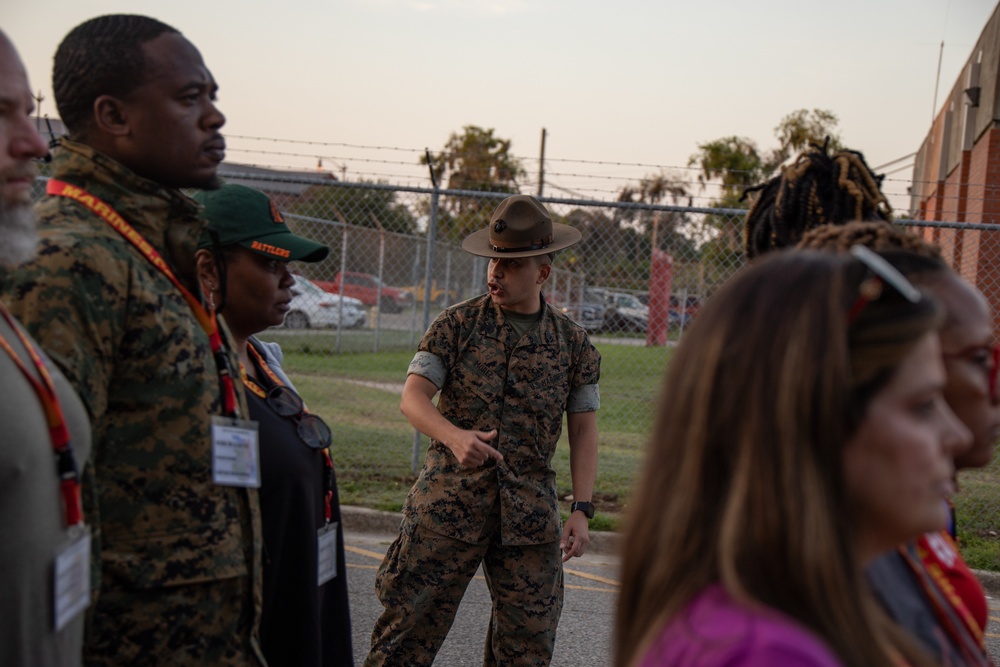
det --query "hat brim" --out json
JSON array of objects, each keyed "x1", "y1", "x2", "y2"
[
  {"x1": 461, "y1": 222, "x2": 582, "y2": 259},
  {"x1": 238, "y1": 230, "x2": 330, "y2": 263}
]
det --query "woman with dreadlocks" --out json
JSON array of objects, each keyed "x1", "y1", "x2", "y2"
[
  {"x1": 799, "y1": 221, "x2": 998, "y2": 667},
  {"x1": 743, "y1": 140, "x2": 892, "y2": 259}
]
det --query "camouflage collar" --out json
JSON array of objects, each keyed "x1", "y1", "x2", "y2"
[
  {"x1": 50, "y1": 138, "x2": 201, "y2": 222},
  {"x1": 49, "y1": 138, "x2": 205, "y2": 289}
]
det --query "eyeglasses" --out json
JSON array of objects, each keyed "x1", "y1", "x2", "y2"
[
  {"x1": 266, "y1": 385, "x2": 333, "y2": 450},
  {"x1": 847, "y1": 245, "x2": 923, "y2": 324}
]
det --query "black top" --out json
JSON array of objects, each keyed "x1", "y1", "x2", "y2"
[{"x1": 246, "y1": 354, "x2": 353, "y2": 667}]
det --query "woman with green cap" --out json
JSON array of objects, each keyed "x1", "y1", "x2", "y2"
[{"x1": 194, "y1": 183, "x2": 353, "y2": 666}]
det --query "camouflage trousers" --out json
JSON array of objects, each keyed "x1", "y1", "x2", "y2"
[
  {"x1": 83, "y1": 573, "x2": 263, "y2": 666},
  {"x1": 365, "y1": 513, "x2": 564, "y2": 667}
]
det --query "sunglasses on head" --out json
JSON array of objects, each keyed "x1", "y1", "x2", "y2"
[
  {"x1": 847, "y1": 245, "x2": 923, "y2": 324},
  {"x1": 265, "y1": 385, "x2": 333, "y2": 450}
]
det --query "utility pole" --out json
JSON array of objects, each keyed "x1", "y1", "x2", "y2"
[
  {"x1": 537, "y1": 127, "x2": 546, "y2": 197},
  {"x1": 932, "y1": 40, "x2": 944, "y2": 123}
]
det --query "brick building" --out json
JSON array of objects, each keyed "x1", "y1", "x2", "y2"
[{"x1": 911, "y1": 2, "x2": 1000, "y2": 325}]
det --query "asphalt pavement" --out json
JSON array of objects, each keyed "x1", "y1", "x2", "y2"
[{"x1": 341, "y1": 506, "x2": 1000, "y2": 666}]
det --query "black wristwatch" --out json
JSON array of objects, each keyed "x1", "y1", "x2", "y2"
[{"x1": 571, "y1": 501, "x2": 595, "y2": 520}]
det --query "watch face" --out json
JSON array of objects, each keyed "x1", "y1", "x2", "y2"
[{"x1": 573, "y1": 502, "x2": 595, "y2": 519}]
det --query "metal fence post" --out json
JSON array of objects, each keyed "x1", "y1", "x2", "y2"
[
  {"x1": 421, "y1": 185, "x2": 441, "y2": 333},
  {"x1": 412, "y1": 156, "x2": 442, "y2": 475},
  {"x1": 374, "y1": 230, "x2": 386, "y2": 353},
  {"x1": 336, "y1": 227, "x2": 348, "y2": 352}
]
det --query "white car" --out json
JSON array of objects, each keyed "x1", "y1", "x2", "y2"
[{"x1": 283, "y1": 275, "x2": 366, "y2": 329}]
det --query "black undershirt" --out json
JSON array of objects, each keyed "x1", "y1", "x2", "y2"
[{"x1": 246, "y1": 355, "x2": 353, "y2": 667}]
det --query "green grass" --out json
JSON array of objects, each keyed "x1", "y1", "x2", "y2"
[
  {"x1": 953, "y1": 465, "x2": 1000, "y2": 570},
  {"x1": 274, "y1": 340, "x2": 671, "y2": 527},
  {"x1": 263, "y1": 338, "x2": 1000, "y2": 570},
  {"x1": 259, "y1": 328, "x2": 421, "y2": 357}
]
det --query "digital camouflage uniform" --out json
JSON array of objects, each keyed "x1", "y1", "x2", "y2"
[
  {"x1": 1, "y1": 139, "x2": 265, "y2": 665},
  {"x1": 366, "y1": 294, "x2": 601, "y2": 667}
]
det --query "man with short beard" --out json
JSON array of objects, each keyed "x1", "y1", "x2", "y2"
[
  {"x1": 0, "y1": 15, "x2": 264, "y2": 666},
  {"x1": 0, "y1": 29, "x2": 92, "y2": 666}
]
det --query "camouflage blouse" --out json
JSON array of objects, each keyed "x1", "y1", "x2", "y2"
[
  {"x1": 404, "y1": 294, "x2": 601, "y2": 546},
  {"x1": 1, "y1": 140, "x2": 262, "y2": 623}
]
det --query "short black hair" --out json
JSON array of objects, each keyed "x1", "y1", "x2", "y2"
[{"x1": 53, "y1": 14, "x2": 179, "y2": 136}]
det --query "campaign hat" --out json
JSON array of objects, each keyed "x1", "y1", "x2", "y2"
[{"x1": 461, "y1": 194, "x2": 581, "y2": 259}]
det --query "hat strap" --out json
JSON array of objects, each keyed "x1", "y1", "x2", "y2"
[{"x1": 490, "y1": 234, "x2": 554, "y2": 254}]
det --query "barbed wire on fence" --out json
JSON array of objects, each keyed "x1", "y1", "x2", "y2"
[{"x1": 224, "y1": 134, "x2": 1000, "y2": 208}]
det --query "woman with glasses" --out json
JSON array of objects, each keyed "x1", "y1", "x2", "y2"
[
  {"x1": 193, "y1": 184, "x2": 353, "y2": 667},
  {"x1": 799, "y1": 221, "x2": 998, "y2": 666},
  {"x1": 616, "y1": 249, "x2": 970, "y2": 667}
]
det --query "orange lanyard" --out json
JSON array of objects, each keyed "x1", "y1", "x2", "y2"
[
  {"x1": 245, "y1": 343, "x2": 287, "y2": 392},
  {"x1": 46, "y1": 179, "x2": 239, "y2": 418},
  {"x1": 244, "y1": 343, "x2": 334, "y2": 522},
  {"x1": 0, "y1": 302, "x2": 83, "y2": 526}
]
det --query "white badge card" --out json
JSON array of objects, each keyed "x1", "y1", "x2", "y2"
[
  {"x1": 317, "y1": 522, "x2": 339, "y2": 586},
  {"x1": 54, "y1": 525, "x2": 91, "y2": 631},
  {"x1": 212, "y1": 417, "x2": 261, "y2": 488}
]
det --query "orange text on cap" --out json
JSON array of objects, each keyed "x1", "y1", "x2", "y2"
[{"x1": 251, "y1": 241, "x2": 291, "y2": 258}]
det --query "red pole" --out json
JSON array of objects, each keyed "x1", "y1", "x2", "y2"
[{"x1": 646, "y1": 250, "x2": 674, "y2": 347}]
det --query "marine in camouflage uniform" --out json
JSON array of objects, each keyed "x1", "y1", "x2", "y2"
[
  {"x1": 366, "y1": 195, "x2": 601, "y2": 667},
  {"x1": 1, "y1": 138, "x2": 265, "y2": 665}
]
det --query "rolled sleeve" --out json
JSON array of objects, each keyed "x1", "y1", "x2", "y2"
[
  {"x1": 567, "y1": 383, "x2": 600, "y2": 413},
  {"x1": 408, "y1": 350, "x2": 447, "y2": 390}
]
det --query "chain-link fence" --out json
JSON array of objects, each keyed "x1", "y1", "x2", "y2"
[
  {"x1": 25, "y1": 174, "x2": 1000, "y2": 556},
  {"x1": 896, "y1": 219, "x2": 1000, "y2": 554}
]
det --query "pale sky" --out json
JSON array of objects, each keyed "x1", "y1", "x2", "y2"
[{"x1": 5, "y1": 0, "x2": 998, "y2": 212}]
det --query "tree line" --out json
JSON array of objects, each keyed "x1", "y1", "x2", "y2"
[{"x1": 285, "y1": 109, "x2": 843, "y2": 293}]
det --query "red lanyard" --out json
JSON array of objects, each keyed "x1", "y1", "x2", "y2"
[
  {"x1": 244, "y1": 343, "x2": 334, "y2": 522},
  {"x1": 0, "y1": 302, "x2": 83, "y2": 527},
  {"x1": 46, "y1": 179, "x2": 239, "y2": 418}
]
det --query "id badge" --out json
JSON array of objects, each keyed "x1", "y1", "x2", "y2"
[
  {"x1": 211, "y1": 417, "x2": 261, "y2": 488},
  {"x1": 54, "y1": 525, "x2": 91, "y2": 631},
  {"x1": 317, "y1": 522, "x2": 339, "y2": 586}
]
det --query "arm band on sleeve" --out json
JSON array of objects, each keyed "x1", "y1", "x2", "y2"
[
  {"x1": 407, "y1": 350, "x2": 447, "y2": 390},
  {"x1": 567, "y1": 384, "x2": 600, "y2": 413}
]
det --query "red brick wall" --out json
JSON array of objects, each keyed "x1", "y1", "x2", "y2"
[{"x1": 915, "y1": 126, "x2": 1000, "y2": 340}]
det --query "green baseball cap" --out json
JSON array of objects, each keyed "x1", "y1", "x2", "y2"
[{"x1": 194, "y1": 184, "x2": 330, "y2": 263}]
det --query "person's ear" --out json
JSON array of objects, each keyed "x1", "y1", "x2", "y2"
[
  {"x1": 92, "y1": 95, "x2": 130, "y2": 137},
  {"x1": 195, "y1": 248, "x2": 220, "y2": 290},
  {"x1": 536, "y1": 261, "x2": 551, "y2": 285}
]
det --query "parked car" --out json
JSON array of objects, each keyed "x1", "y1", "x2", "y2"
[
  {"x1": 635, "y1": 291, "x2": 701, "y2": 329},
  {"x1": 553, "y1": 289, "x2": 606, "y2": 331},
  {"x1": 583, "y1": 288, "x2": 648, "y2": 333},
  {"x1": 403, "y1": 280, "x2": 461, "y2": 307},
  {"x1": 283, "y1": 275, "x2": 366, "y2": 330},
  {"x1": 558, "y1": 300, "x2": 606, "y2": 332},
  {"x1": 669, "y1": 294, "x2": 702, "y2": 329},
  {"x1": 313, "y1": 271, "x2": 414, "y2": 313},
  {"x1": 603, "y1": 291, "x2": 649, "y2": 332}
]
